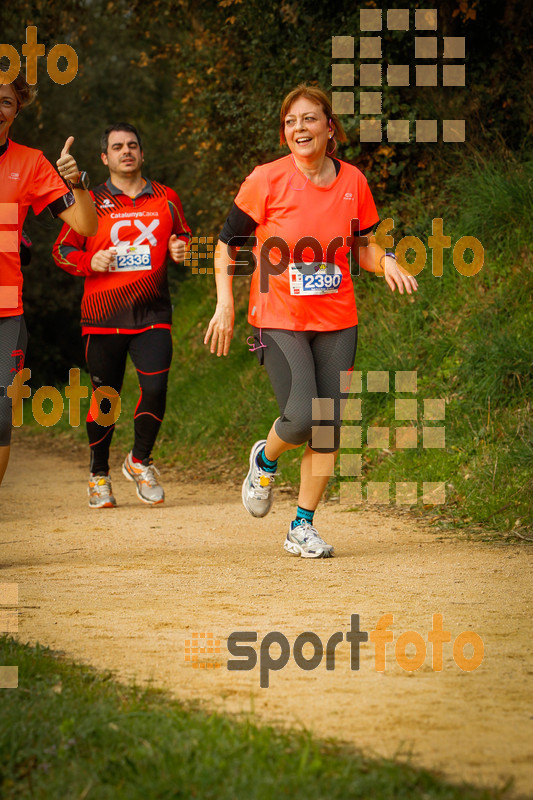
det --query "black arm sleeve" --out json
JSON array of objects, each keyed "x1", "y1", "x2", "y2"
[
  {"x1": 219, "y1": 203, "x2": 258, "y2": 246},
  {"x1": 47, "y1": 191, "x2": 75, "y2": 218}
]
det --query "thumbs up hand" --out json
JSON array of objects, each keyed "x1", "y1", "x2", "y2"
[
  {"x1": 168, "y1": 234, "x2": 187, "y2": 263},
  {"x1": 61, "y1": 136, "x2": 75, "y2": 157},
  {"x1": 56, "y1": 136, "x2": 80, "y2": 185}
]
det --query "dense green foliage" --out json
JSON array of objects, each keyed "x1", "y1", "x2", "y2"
[
  {"x1": 0, "y1": 636, "x2": 508, "y2": 799},
  {"x1": 4, "y1": 0, "x2": 531, "y2": 381}
]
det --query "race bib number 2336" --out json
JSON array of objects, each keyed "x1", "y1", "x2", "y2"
[{"x1": 109, "y1": 244, "x2": 152, "y2": 272}]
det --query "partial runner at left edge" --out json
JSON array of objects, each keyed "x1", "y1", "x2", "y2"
[{"x1": 0, "y1": 60, "x2": 97, "y2": 487}]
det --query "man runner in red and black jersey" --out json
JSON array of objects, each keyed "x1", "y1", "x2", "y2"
[{"x1": 53, "y1": 123, "x2": 191, "y2": 508}]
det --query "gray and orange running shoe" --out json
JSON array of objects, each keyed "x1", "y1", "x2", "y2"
[
  {"x1": 122, "y1": 451, "x2": 164, "y2": 505},
  {"x1": 88, "y1": 473, "x2": 116, "y2": 508}
]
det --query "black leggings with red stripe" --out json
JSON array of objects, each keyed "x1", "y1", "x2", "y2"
[
  {"x1": 83, "y1": 328, "x2": 172, "y2": 474},
  {"x1": 0, "y1": 315, "x2": 28, "y2": 447}
]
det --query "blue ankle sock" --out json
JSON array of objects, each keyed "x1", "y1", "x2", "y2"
[
  {"x1": 293, "y1": 506, "x2": 314, "y2": 528},
  {"x1": 257, "y1": 447, "x2": 278, "y2": 473}
]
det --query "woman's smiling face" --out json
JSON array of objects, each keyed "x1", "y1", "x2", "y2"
[
  {"x1": 284, "y1": 97, "x2": 329, "y2": 161},
  {"x1": 0, "y1": 84, "x2": 18, "y2": 145}
]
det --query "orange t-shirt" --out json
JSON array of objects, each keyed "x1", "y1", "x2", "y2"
[
  {"x1": 234, "y1": 155, "x2": 379, "y2": 331},
  {"x1": 0, "y1": 140, "x2": 70, "y2": 317},
  {"x1": 235, "y1": 155, "x2": 379, "y2": 331}
]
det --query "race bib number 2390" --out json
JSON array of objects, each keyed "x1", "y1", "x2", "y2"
[{"x1": 289, "y1": 262, "x2": 342, "y2": 296}]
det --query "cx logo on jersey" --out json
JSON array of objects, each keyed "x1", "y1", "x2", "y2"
[{"x1": 110, "y1": 218, "x2": 160, "y2": 247}]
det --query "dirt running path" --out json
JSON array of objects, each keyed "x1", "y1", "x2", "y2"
[{"x1": 2, "y1": 440, "x2": 532, "y2": 796}]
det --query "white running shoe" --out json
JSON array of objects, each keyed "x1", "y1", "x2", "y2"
[
  {"x1": 122, "y1": 451, "x2": 164, "y2": 505},
  {"x1": 242, "y1": 439, "x2": 275, "y2": 518},
  {"x1": 88, "y1": 473, "x2": 116, "y2": 508},
  {"x1": 284, "y1": 520, "x2": 334, "y2": 558}
]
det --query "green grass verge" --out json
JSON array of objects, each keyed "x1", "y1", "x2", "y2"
[
  {"x1": 19, "y1": 155, "x2": 533, "y2": 537},
  {"x1": 0, "y1": 636, "x2": 510, "y2": 800}
]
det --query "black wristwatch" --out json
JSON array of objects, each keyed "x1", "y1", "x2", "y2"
[{"x1": 69, "y1": 171, "x2": 90, "y2": 190}]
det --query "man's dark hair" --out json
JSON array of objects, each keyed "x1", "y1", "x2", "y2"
[{"x1": 101, "y1": 123, "x2": 143, "y2": 154}]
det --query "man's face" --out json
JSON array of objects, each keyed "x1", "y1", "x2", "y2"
[{"x1": 101, "y1": 130, "x2": 143, "y2": 177}]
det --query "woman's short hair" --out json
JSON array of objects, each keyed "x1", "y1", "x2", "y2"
[
  {"x1": 279, "y1": 84, "x2": 347, "y2": 147},
  {"x1": 0, "y1": 59, "x2": 37, "y2": 109}
]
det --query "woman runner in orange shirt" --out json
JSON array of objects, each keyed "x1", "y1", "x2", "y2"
[{"x1": 205, "y1": 85, "x2": 417, "y2": 557}]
